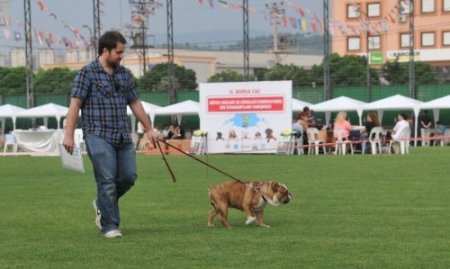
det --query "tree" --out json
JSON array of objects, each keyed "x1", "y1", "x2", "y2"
[
  {"x1": 0, "y1": 67, "x2": 27, "y2": 95},
  {"x1": 262, "y1": 64, "x2": 312, "y2": 87},
  {"x1": 380, "y1": 60, "x2": 437, "y2": 85},
  {"x1": 312, "y1": 53, "x2": 378, "y2": 87},
  {"x1": 208, "y1": 70, "x2": 243, "y2": 82},
  {"x1": 137, "y1": 63, "x2": 197, "y2": 92},
  {"x1": 34, "y1": 68, "x2": 78, "y2": 94}
]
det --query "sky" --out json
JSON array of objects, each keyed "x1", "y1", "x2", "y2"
[{"x1": 0, "y1": 0, "x2": 323, "y2": 51}]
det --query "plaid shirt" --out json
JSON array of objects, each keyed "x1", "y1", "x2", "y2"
[{"x1": 71, "y1": 59, "x2": 139, "y2": 144}]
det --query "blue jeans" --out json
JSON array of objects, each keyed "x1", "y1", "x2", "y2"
[{"x1": 85, "y1": 134, "x2": 137, "y2": 233}]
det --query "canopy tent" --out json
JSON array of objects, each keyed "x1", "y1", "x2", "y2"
[
  {"x1": 310, "y1": 96, "x2": 367, "y2": 126},
  {"x1": 0, "y1": 104, "x2": 26, "y2": 134},
  {"x1": 292, "y1": 98, "x2": 313, "y2": 112},
  {"x1": 153, "y1": 100, "x2": 200, "y2": 125},
  {"x1": 15, "y1": 103, "x2": 69, "y2": 130},
  {"x1": 417, "y1": 94, "x2": 450, "y2": 122},
  {"x1": 362, "y1": 94, "x2": 423, "y2": 146},
  {"x1": 126, "y1": 101, "x2": 162, "y2": 133}
]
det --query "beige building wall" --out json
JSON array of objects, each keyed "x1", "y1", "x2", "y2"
[{"x1": 332, "y1": 0, "x2": 450, "y2": 67}]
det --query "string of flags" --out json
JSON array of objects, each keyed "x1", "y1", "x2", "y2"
[
  {"x1": 0, "y1": 0, "x2": 107, "y2": 49},
  {"x1": 0, "y1": 0, "x2": 413, "y2": 49},
  {"x1": 196, "y1": 0, "x2": 413, "y2": 36}
]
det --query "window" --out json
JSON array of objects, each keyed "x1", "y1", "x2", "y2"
[
  {"x1": 443, "y1": 31, "x2": 450, "y2": 45},
  {"x1": 367, "y1": 3, "x2": 381, "y2": 17},
  {"x1": 348, "y1": 37, "x2": 361, "y2": 51},
  {"x1": 421, "y1": 32, "x2": 435, "y2": 47},
  {"x1": 347, "y1": 4, "x2": 360, "y2": 19},
  {"x1": 444, "y1": 0, "x2": 450, "y2": 12},
  {"x1": 421, "y1": 0, "x2": 435, "y2": 13},
  {"x1": 368, "y1": 35, "x2": 381, "y2": 50},
  {"x1": 401, "y1": 33, "x2": 412, "y2": 48}
]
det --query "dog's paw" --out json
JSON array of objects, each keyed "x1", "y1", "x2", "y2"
[
  {"x1": 207, "y1": 223, "x2": 215, "y2": 228},
  {"x1": 258, "y1": 224, "x2": 271, "y2": 228},
  {"x1": 245, "y1": 216, "x2": 257, "y2": 225}
]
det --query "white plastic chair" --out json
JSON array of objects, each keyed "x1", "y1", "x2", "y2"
[
  {"x1": 368, "y1": 127, "x2": 384, "y2": 155},
  {"x1": 306, "y1": 128, "x2": 326, "y2": 155},
  {"x1": 3, "y1": 134, "x2": 18, "y2": 153},
  {"x1": 388, "y1": 127, "x2": 411, "y2": 155},
  {"x1": 333, "y1": 128, "x2": 354, "y2": 155}
]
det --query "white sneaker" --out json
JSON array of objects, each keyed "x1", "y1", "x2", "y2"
[
  {"x1": 104, "y1": 229, "x2": 123, "y2": 238},
  {"x1": 92, "y1": 199, "x2": 102, "y2": 230}
]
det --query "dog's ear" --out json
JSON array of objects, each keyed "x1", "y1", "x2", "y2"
[{"x1": 270, "y1": 181, "x2": 280, "y2": 191}]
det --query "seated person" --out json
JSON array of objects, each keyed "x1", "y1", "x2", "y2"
[
  {"x1": 391, "y1": 113, "x2": 410, "y2": 153},
  {"x1": 333, "y1": 111, "x2": 352, "y2": 140},
  {"x1": 171, "y1": 124, "x2": 185, "y2": 140}
]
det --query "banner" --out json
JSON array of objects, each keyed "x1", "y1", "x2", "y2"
[{"x1": 199, "y1": 81, "x2": 292, "y2": 154}]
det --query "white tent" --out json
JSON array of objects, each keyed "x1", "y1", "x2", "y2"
[
  {"x1": 292, "y1": 98, "x2": 313, "y2": 112},
  {"x1": 417, "y1": 94, "x2": 450, "y2": 122},
  {"x1": 310, "y1": 96, "x2": 367, "y2": 126},
  {"x1": 362, "y1": 94, "x2": 423, "y2": 145},
  {"x1": 16, "y1": 103, "x2": 68, "y2": 129},
  {"x1": 153, "y1": 100, "x2": 200, "y2": 124},
  {"x1": 0, "y1": 104, "x2": 26, "y2": 133},
  {"x1": 126, "y1": 101, "x2": 162, "y2": 133}
]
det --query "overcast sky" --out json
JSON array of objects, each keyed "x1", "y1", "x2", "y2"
[{"x1": 1, "y1": 0, "x2": 322, "y2": 50}]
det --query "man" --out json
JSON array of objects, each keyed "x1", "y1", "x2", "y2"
[
  {"x1": 419, "y1": 110, "x2": 432, "y2": 146},
  {"x1": 63, "y1": 31, "x2": 159, "y2": 238}
]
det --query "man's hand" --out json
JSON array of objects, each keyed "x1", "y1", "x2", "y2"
[
  {"x1": 146, "y1": 129, "x2": 159, "y2": 147},
  {"x1": 63, "y1": 135, "x2": 75, "y2": 155}
]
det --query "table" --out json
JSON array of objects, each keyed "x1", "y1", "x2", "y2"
[{"x1": 13, "y1": 129, "x2": 63, "y2": 153}]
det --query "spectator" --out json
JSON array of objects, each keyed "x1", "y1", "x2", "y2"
[
  {"x1": 391, "y1": 113, "x2": 410, "y2": 153},
  {"x1": 419, "y1": 110, "x2": 433, "y2": 146},
  {"x1": 333, "y1": 111, "x2": 352, "y2": 140}
]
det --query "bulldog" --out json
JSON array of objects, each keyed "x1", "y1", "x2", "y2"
[{"x1": 207, "y1": 180, "x2": 293, "y2": 228}]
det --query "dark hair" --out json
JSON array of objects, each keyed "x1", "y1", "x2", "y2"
[
  {"x1": 97, "y1": 31, "x2": 127, "y2": 56},
  {"x1": 399, "y1": 113, "x2": 407, "y2": 120}
]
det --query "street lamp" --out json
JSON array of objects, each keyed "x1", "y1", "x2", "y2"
[
  {"x1": 82, "y1": 24, "x2": 95, "y2": 59},
  {"x1": 355, "y1": 5, "x2": 372, "y2": 102}
]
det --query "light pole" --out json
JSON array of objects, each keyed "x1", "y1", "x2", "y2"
[
  {"x1": 82, "y1": 24, "x2": 95, "y2": 59},
  {"x1": 355, "y1": 5, "x2": 372, "y2": 102}
]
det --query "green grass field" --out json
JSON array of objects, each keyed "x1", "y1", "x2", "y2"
[{"x1": 1, "y1": 148, "x2": 450, "y2": 269}]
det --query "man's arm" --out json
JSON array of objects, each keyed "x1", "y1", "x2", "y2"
[
  {"x1": 63, "y1": 97, "x2": 83, "y2": 154},
  {"x1": 129, "y1": 98, "x2": 159, "y2": 145}
]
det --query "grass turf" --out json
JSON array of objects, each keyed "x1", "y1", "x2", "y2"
[{"x1": 1, "y1": 147, "x2": 450, "y2": 268}]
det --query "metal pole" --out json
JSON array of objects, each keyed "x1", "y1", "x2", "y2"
[
  {"x1": 243, "y1": 0, "x2": 249, "y2": 80},
  {"x1": 323, "y1": 0, "x2": 331, "y2": 100},
  {"x1": 408, "y1": 0, "x2": 415, "y2": 99},
  {"x1": 367, "y1": 31, "x2": 371, "y2": 102},
  {"x1": 24, "y1": 0, "x2": 34, "y2": 109}
]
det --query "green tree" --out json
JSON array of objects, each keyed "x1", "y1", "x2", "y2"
[
  {"x1": 380, "y1": 60, "x2": 437, "y2": 85},
  {"x1": 137, "y1": 63, "x2": 197, "y2": 92},
  {"x1": 311, "y1": 53, "x2": 378, "y2": 87},
  {"x1": 262, "y1": 64, "x2": 312, "y2": 87},
  {"x1": 208, "y1": 70, "x2": 243, "y2": 82},
  {"x1": 34, "y1": 68, "x2": 78, "y2": 94},
  {"x1": 0, "y1": 67, "x2": 27, "y2": 95}
]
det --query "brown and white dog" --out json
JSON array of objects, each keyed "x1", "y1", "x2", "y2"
[{"x1": 207, "y1": 180, "x2": 293, "y2": 228}]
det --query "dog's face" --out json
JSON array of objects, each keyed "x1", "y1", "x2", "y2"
[{"x1": 260, "y1": 181, "x2": 293, "y2": 206}]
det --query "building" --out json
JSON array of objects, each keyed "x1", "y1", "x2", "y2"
[
  {"x1": 42, "y1": 49, "x2": 323, "y2": 84},
  {"x1": 332, "y1": 0, "x2": 450, "y2": 72}
]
